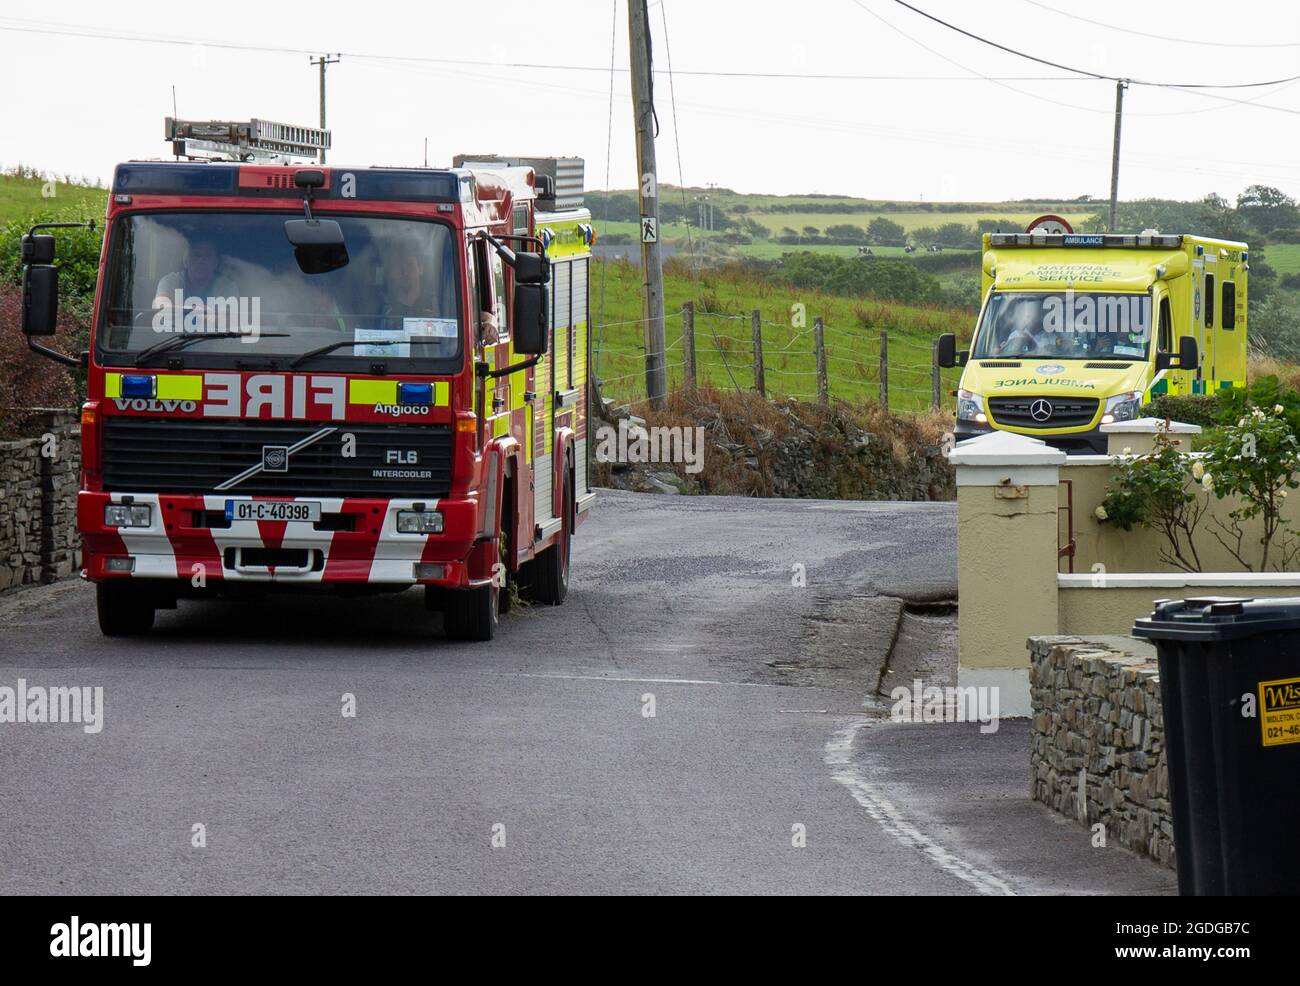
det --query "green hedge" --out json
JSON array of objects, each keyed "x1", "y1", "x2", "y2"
[{"x1": 1146, "y1": 393, "x2": 1222, "y2": 428}]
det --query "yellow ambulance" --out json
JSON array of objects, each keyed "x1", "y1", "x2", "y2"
[{"x1": 938, "y1": 228, "x2": 1248, "y2": 453}]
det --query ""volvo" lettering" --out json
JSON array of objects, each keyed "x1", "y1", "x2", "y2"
[{"x1": 112, "y1": 398, "x2": 198, "y2": 413}]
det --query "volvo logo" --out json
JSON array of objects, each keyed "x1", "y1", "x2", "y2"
[
  {"x1": 262, "y1": 446, "x2": 289, "y2": 472},
  {"x1": 1029, "y1": 399, "x2": 1054, "y2": 422},
  {"x1": 214, "y1": 427, "x2": 337, "y2": 491}
]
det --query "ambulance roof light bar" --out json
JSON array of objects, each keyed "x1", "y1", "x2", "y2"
[
  {"x1": 988, "y1": 232, "x2": 1183, "y2": 249},
  {"x1": 165, "y1": 117, "x2": 332, "y2": 163}
]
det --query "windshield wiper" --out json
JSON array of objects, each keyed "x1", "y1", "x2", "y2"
[
  {"x1": 288, "y1": 338, "x2": 448, "y2": 369},
  {"x1": 133, "y1": 331, "x2": 290, "y2": 366}
]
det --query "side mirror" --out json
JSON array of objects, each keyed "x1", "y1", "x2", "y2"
[
  {"x1": 284, "y1": 219, "x2": 349, "y2": 274},
  {"x1": 1178, "y1": 335, "x2": 1198, "y2": 369},
  {"x1": 513, "y1": 251, "x2": 549, "y2": 285},
  {"x1": 512, "y1": 283, "x2": 548, "y2": 355},
  {"x1": 21, "y1": 233, "x2": 55, "y2": 265},
  {"x1": 22, "y1": 264, "x2": 59, "y2": 337},
  {"x1": 936, "y1": 333, "x2": 957, "y2": 368}
]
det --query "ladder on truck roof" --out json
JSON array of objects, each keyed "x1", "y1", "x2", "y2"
[{"x1": 165, "y1": 117, "x2": 331, "y2": 163}]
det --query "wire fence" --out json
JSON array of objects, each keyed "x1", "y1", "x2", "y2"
[{"x1": 591, "y1": 303, "x2": 963, "y2": 414}]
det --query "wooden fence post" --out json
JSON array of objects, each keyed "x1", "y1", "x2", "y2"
[
  {"x1": 682, "y1": 301, "x2": 696, "y2": 392},
  {"x1": 751, "y1": 309, "x2": 766, "y2": 398},
  {"x1": 814, "y1": 316, "x2": 828, "y2": 405},
  {"x1": 878, "y1": 330, "x2": 889, "y2": 411}
]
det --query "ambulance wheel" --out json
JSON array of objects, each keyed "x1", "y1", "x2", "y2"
[
  {"x1": 96, "y1": 581, "x2": 156, "y2": 637},
  {"x1": 441, "y1": 582, "x2": 499, "y2": 642},
  {"x1": 528, "y1": 466, "x2": 572, "y2": 606}
]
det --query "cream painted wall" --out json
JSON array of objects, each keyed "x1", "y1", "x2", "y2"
[
  {"x1": 1059, "y1": 583, "x2": 1300, "y2": 635},
  {"x1": 1061, "y1": 460, "x2": 1300, "y2": 576},
  {"x1": 957, "y1": 484, "x2": 1059, "y2": 670}
]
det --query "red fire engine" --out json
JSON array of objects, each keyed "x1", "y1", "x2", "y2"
[{"x1": 18, "y1": 123, "x2": 595, "y2": 641}]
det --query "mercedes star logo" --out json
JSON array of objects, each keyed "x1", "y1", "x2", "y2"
[{"x1": 1029, "y1": 398, "x2": 1054, "y2": 423}]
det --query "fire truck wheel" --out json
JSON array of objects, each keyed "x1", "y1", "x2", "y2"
[
  {"x1": 96, "y1": 581, "x2": 157, "y2": 636},
  {"x1": 441, "y1": 583, "x2": 499, "y2": 642},
  {"x1": 527, "y1": 466, "x2": 572, "y2": 606}
]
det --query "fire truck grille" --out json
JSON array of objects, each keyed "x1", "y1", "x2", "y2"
[
  {"x1": 987, "y1": 397, "x2": 1099, "y2": 430},
  {"x1": 102, "y1": 418, "x2": 453, "y2": 497}
]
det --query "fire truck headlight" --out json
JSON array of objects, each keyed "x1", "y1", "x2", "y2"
[
  {"x1": 104, "y1": 503, "x2": 153, "y2": 528},
  {"x1": 397, "y1": 510, "x2": 444, "y2": 534}
]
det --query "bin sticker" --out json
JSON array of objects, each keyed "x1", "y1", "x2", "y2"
[{"x1": 1259, "y1": 676, "x2": 1300, "y2": 747}]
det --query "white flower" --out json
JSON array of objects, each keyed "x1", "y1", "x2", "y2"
[
  {"x1": 1276, "y1": 404, "x2": 1286, "y2": 415},
  {"x1": 1094, "y1": 505, "x2": 1108, "y2": 521},
  {"x1": 1281, "y1": 490, "x2": 1289, "y2": 499},
  {"x1": 1122, "y1": 446, "x2": 1132, "y2": 455},
  {"x1": 1202, "y1": 473, "x2": 1215, "y2": 492},
  {"x1": 1239, "y1": 417, "x2": 1249, "y2": 428},
  {"x1": 1192, "y1": 460, "x2": 1205, "y2": 480},
  {"x1": 1253, "y1": 408, "x2": 1267, "y2": 420}
]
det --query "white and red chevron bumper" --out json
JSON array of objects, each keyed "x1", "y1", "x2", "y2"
[{"x1": 79, "y1": 492, "x2": 478, "y2": 586}]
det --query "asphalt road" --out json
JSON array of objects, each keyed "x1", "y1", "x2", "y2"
[{"x1": 0, "y1": 490, "x2": 1172, "y2": 895}]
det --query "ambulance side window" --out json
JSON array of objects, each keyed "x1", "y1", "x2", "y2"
[
  {"x1": 1159, "y1": 297, "x2": 1172, "y2": 353},
  {"x1": 1222, "y1": 281, "x2": 1236, "y2": 329},
  {"x1": 1205, "y1": 273, "x2": 1215, "y2": 329}
]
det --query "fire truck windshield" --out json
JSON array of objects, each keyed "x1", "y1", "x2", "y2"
[
  {"x1": 98, "y1": 212, "x2": 462, "y2": 370},
  {"x1": 971, "y1": 290, "x2": 1152, "y2": 361}
]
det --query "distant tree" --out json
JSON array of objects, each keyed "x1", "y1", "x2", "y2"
[
  {"x1": 801, "y1": 225, "x2": 821, "y2": 238},
  {"x1": 1237, "y1": 185, "x2": 1300, "y2": 235},
  {"x1": 825, "y1": 223, "x2": 868, "y2": 243},
  {"x1": 866, "y1": 217, "x2": 906, "y2": 246}
]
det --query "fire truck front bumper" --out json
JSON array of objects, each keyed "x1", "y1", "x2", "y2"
[{"x1": 79, "y1": 492, "x2": 480, "y2": 587}]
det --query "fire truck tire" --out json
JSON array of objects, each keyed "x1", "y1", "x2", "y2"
[
  {"x1": 527, "y1": 465, "x2": 572, "y2": 606},
  {"x1": 96, "y1": 582, "x2": 156, "y2": 636},
  {"x1": 441, "y1": 583, "x2": 499, "y2": 641}
]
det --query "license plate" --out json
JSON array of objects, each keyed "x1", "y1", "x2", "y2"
[{"x1": 224, "y1": 500, "x2": 321, "y2": 523}]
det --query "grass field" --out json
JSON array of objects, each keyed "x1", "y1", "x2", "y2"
[
  {"x1": 589, "y1": 258, "x2": 967, "y2": 413},
  {"x1": 1262, "y1": 243, "x2": 1300, "y2": 277},
  {"x1": 0, "y1": 173, "x2": 106, "y2": 225}
]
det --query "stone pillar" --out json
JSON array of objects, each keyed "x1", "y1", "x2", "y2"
[
  {"x1": 949, "y1": 431, "x2": 1066, "y2": 716},
  {"x1": 1101, "y1": 417, "x2": 1201, "y2": 456}
]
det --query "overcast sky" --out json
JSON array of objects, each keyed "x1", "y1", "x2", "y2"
[{"x1": 3, "y1": 0, "x2": 1299, "y2": 204}]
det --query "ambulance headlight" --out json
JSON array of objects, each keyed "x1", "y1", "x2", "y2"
[
  {"x1": 104, "y1": 503, "x2": 152, "y2": 528},
  {"x1": 1101, "y1": 391, "x2": 1143, "y2": 424},
  {"x1": 956, "y1": 389, "x2": 987, "y2": 424},
  {"x1": 397, "y1": 510, "x2": 444, "y2": 534}
]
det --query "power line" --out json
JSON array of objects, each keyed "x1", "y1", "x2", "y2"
[
  {"x1": 1021, "y1": 0, "x2": 1300, "y2": 49},
  {"x1": 887, "y1": 0, "x2": 1300, "y2": 89},
  {"x1": 0, "y1": 16, "x2": 1116, "y2": 83},
  {"x1": 847, "y1": 0, "x2": 1300, "y2": 119}
]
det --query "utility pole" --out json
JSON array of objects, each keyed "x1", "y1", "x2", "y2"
[
  {"x1": 1108, "y1": 79, "x2": 1127, "y2": 232},
  {"x1": 628, "y1": 0, "x2": 667, "y2": 408},
  {"x1": 311, "y1": 54, "x2": 341, "y2": 164}
]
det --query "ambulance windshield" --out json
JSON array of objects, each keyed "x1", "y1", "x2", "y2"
[
  {"x1": 971, "y1": 291, "x2": 1152, "y2": 361},
  {"x1": 98, "y1": 212, "x2": 462, "y2": 370}
]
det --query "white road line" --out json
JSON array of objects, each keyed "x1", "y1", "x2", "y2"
[
  {"x1": 476, "y1": 671, "x2": 776, "y2": 687},
  {"x1": 824, "y1": 720, "x2": 1018, "y2": 897}
]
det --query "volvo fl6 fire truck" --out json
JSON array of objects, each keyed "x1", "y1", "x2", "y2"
[{"x1": 19, "y1": 141, "x2": 596, "y2": 641}]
